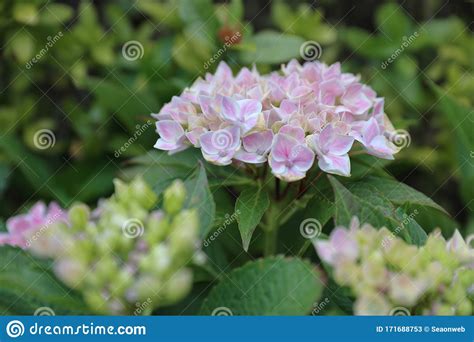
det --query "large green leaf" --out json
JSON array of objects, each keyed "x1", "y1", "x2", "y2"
[
  {"x1": 184, "y1": 163, "x2": 216, "y2": 238},
  {"x1": 328, "y1": 176, "x2": 429, "y2": 246},
  {"x1": 352, "y1": 176, "x2": 447, "y2": 214},
  {"x1": 0, "y1": 246, "x2": 87, "y2": 315},
  {"x1": 235, "y1": 185, "x2": 270, "y2": 251},
  {"x1": 200, "y1": 256, "x2": 323, "y2": 315}
]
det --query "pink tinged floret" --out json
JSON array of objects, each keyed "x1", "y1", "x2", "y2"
[
  {"x1": 315, "y1": 227, "x2": 359, "y2": 265},
  {"x1": 235, "y1": 130, "x2": 273, "y2": 163},
  {"x1": 1, "y1": 202, "x2": 67, "y2": 249},
  {"x1": 154, "y1": 120, "x2": 188, "y2": 154},
  {"x1": 341, "y1": 84, "x2": 373, "y2": 115},
  {"x1": 269, "y1": 133, "x2": 315, "y2": 182},
  {"x1": 355, "y1": 117, "x2": 396, "y2": 159},
  {"x1": 220, "y1": 96, "x2": 262, "y2": 134},
  {"x1": 199, "y1": 125, "x2": 241, "y2": 165},
  {"x1": 310, "y1": 124, "x2": 354, "y2": 177}
]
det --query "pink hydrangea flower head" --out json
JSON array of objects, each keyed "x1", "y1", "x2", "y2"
[{"x1": 153, "y1": 59, "x2": 401, "y2": 182}]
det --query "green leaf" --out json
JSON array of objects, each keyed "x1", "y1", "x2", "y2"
[
  {"x1": 394, "y1": 207, "x2": 427, "y2": 246},
  {"x1": 328, "y1": 176, "x2": 362, "y2": 227},
  {"x1": 0, "y1": 246, "x2": 87, "y2": 315},
  {"x1": 354, "y1": 176, "x2": 447, "y2": 214},
  {"x1": 239, "y1": 30, "x2": 305, "y2": 64},
  {"x1": 328, "y1": 176, "x2": 431, "y2": 246},
  {"x1": 200, "y1": 256, "x2": 323, "y2": 315},
  {"x1": 184, "y1": 163, "x2": 216, "y2": 238},
  {"x1": 235, "y1": 185, "x2": 270, "y2": 251}
]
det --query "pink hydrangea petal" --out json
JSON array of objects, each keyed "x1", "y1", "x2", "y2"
[
  {"x1": 290, "y1": 145, "x2": 315, "y2": 172},
  {"x1": 186, "y1": 127, "x2": 207, "y2": 147},
  {"x1": 242, "y1": 130, "x2": 273, "y2": 154},
  {"x1": 279, "y1": 125, "x2": 305, "y2": 143},
  {"x1": 318, "y1": 153, "x2": 351, "y2": 177},
  {"x1": 315, "y1": 240, "x2": 336, "y2": 264},
  {"x1": 367, "y1": 135, "x2": 396, "y2": 159},
  {"x1": 237, "y1": 99, "x2": 261, "y2": 132},
  {"x1": 199, "y1": 95, "x2": 217, "y2": 120},
  {"x1": 199, "y1": 132, "x2": 218, "y2": 155},
  {"x1": 234, "y1": 150, "x2": 267, "y2": 164},
  {"x1": 268, "y1": 157, "x2": 287, "y2": 174},
  {"x1": 328, "y1": 135, "x2": 354, "y2": 156},
  {"x1": 6, "y1": 216, "x2": 31, "y2": 234},
  {"x1": 156, "y1": 120, "x2": 185, "y2": 143},
  {"x1": 221, "y1": 96, "x2": 239, "y2": 122},
  {"x1": 361, "y1": 118, "x2": 380, "y2": 144},
  {"x1": 271, "y1": 134, "x2": 297, "y2": 161},
  {"x1": 330, "y1": 228, "x2": 359, "y2": 261}
]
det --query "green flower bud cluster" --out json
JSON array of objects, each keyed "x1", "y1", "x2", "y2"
[
  {"x1": 35, "y1": 177, "x2": 200, "y2": 315},
  {"x1": 315, "y1": 217, "x2": 474, "y2": 315}
]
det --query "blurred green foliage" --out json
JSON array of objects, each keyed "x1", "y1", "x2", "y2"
[{"x1": 0, "y1": 0, "x2": 472, "y2": 230}]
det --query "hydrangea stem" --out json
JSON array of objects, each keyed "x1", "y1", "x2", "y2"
[{"x1": 263, "y1": 203, "x2": 280, "y2": 256}]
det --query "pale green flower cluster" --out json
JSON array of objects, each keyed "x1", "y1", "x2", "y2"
[
  {"x1": 315, "y1": 218, "x2": 474, "y2": 315},
  {"x1": 30, "y1": 177, "x2": 201, "y2": 315}
]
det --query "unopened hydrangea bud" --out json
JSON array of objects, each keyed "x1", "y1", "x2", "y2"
[
  {"x1": 163, "y1": 180, "x2": 186, "y2": 215},
  {"x1": 69, "y1": 203, "x2": 90, "y2": 229}
]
